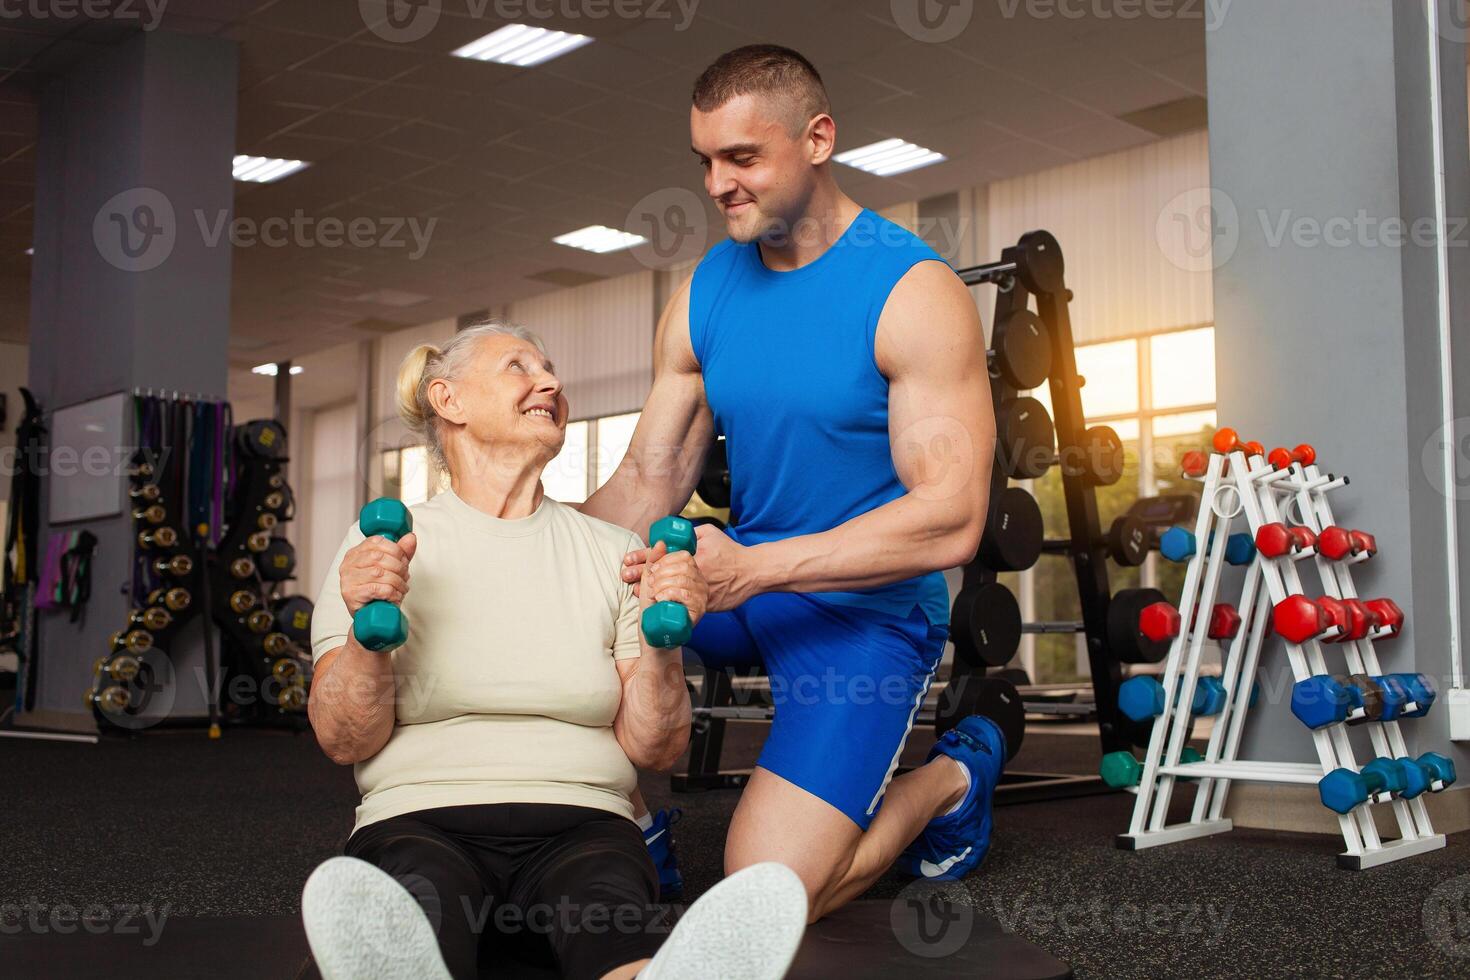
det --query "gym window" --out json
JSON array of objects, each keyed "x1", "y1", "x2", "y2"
[{"x1": 1017, "y1": 325, "x2": 1217, "y2": 684}]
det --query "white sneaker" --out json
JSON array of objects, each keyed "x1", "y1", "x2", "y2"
[
  {"x1": 640, "y1": 862, "x2": 808, "y2": 980},
  {"x1": 302, "y1": 856, "x2": 453, "y2": 980}
]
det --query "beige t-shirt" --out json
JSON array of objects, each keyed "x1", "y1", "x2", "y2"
[{"x1": 310, "y1": 488, "x2": 646, "y2": 835}]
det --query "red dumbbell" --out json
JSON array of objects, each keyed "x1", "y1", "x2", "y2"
[
  {"x1": 1340, "y1": 598, "x2": 1375, "y2": 641},
  {"x1": 1317, "y1": 596, "x2": 1350, "y2": 642},
  {"x1": 1364, "y1": 598, "x2": 1404, "y2": 639},
  {"x1": 1140, "y1": 602, "x2": 1182, "y2": 642},
  {"x1": 1213, "y1": 429, "x2": 1263, "y2": 457},
  {"x1": 1349, "y1": 530, "x2": 1377, "y2": 560},
  {"x1": 1273, "y1": 594, "x2": 1330, "y2": 644},
  {"x1": 1267, "y1": 444, "x2": 1317, "y2": 470},
  {"x1": 1181, "y1": 450, "x2": 1208, "y2": 478},
  {"x1": 1207, "y1": 603, "x2": 1243, "y2": 640},
  {"x1": 1256, "y1": 522, "x2": 1296, "y2": 559},
  {"x1": 1287, "y1": 526, "x2": 1318, "y2": 553},
  {"x1": 1317, "y1": 526, "x2": 1354, "y2": 561}
]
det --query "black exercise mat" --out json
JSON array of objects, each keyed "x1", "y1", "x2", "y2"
[{"x1": 0, "y1": 901, "x2": 1071, "y2": 979}]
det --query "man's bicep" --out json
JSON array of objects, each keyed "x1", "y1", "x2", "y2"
[
  {"x1": 624, "y1": 276, "x2": 714, "y2": 493},
  {"x1": 880, "y1": 262, "x2": 995, "y2": 512}
]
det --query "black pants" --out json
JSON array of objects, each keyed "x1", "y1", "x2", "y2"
[{"x1": 343, "y1": 803, "x2": 668, "y2": 980}]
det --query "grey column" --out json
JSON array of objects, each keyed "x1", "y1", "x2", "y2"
[
  {"x1": 1206, "y1": 0, "x2": 1470, "y2": 781},
  {"x1": 24, "y1": 31, "x2": 237, "y2": 729}
]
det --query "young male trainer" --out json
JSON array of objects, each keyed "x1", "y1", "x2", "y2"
[{"x1": 580, "y1": 45, "x2": 999, "y2": 920}]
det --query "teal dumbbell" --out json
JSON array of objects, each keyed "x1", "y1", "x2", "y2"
[
  {"x1": 352, "y1": 497, "x2": 413, "y2": 652},
  {"x1": 639, "y1": 516, "x2": 699, "y2": 648}
]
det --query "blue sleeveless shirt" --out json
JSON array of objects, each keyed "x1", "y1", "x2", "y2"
[{"x1": 689, "y1": 209, "x2": 953, "y2": 627}]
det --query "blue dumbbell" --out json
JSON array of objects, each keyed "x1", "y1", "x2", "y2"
[
  {"x1": 1371, "y1": 675, "x2": 1411, "y2": 721},
  {"x1": 639, "y1": 516, "x2": 699, "y2": 647},
  {"x1": 1119, "y1": 674, "x2": 1226, "y2": 722},
  {"x1": 1192, "y1": 676, "x2": 1227, "y2": 716},
  {"x1": 1223, "y1": 533, "x2": 1256, "y2": 566},
  {"x1": 1291, "y1": 675, "x2": 1362, "y2": 729},
  {"x1": 1392, "y1": 673, "x2": 1437, "y2": 718},
  {"x1": 1318, "y1": 757, "x2": 1406, "y2": 814},
  {"x1": 1418, "y1": 752, "x2": 1457, "y2": 791},
  {"x1": 352, "y1": 497, "x2": 413, "y2": 652},
  {"x1": 1394, "y1": 757, "x2": 1431, "y2": 799},
  {"x1": 1119, "y1": 675, "x2": 1166, "y2": 723},
  {"x1": 1159, "y1": 527, "x2": 1196, "y2": 563}
]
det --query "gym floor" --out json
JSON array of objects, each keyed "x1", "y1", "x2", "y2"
[{"x1": 2, "y1": 714, "x2": 1467, "y2": 979}]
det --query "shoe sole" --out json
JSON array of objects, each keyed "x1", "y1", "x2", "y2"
[
  {"x1": 641, "y1": 862, "x2": 808, "y2": 980},
  {"x1": 302, "y1": 856, "x2": 452, "y2": 980}
]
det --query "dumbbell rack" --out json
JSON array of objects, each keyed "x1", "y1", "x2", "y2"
[{"x1": 1118, "y1": 445, "x2": 1445, "y2": 868}]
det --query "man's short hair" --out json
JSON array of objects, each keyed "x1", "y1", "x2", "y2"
[{"x1": 692, "y1": 44, "x2": 832, "y2": 136}]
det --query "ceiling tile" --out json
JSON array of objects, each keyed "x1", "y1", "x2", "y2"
[
  {"x1": 1060, "y1": 64, "x2": 1194, "y2": 117},
  {"x1": 298, "y1": 41, "x2": 435, "y2": 82},
  {"x1": 246, "y1": 70, "x2": 385, "y2": 109}
]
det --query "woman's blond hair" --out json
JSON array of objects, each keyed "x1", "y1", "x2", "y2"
[{"x1": 395, "y1": 319, "x2": 549, "y2": 474}]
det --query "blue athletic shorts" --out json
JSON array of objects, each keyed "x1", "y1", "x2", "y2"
[{"x1": 685, "y1": 590, "x2": 949, "y2": 830}]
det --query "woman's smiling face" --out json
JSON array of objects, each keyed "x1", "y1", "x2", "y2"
[{"x1": 455, "y1": 334, "x2": 569, "y2": 464}]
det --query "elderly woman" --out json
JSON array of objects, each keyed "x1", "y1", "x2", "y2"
[{"x1": 300, "y1": 322, "x2": 806, "y2": 980}]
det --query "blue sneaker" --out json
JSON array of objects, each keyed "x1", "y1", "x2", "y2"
[
  {"x1": 644, "y1": 808, "x2": 684, "y2": 901},
  {"x1": 897, "y1": 715, "x2": 1005, "y2": 881}
]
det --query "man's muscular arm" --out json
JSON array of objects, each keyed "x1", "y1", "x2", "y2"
[
  {"x1": 579, "y1": 277, "x2": 716, "y2": 534},
  {"x1": 741, "y1": 260, "x2": 994, "y2": 593}
]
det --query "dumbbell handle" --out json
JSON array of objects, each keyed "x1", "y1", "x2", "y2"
[
  {"x1": 640, "y1": 516, "x2": 699, "y2": 648},
  {"x1": 352, "y1": 498, "x2": 412, "y2": 653}
]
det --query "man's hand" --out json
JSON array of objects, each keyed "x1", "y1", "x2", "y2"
[{"x1": 622, "y1": 523, "x2": 759, "y2": 613}]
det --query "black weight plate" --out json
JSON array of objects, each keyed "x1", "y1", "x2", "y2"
[
  {"x1": 980, "y1": 487, "x2": 1043, "y2": 572},
  {"x1": 696, "y1": 437, "x2": 731, "y2": 509},
  {"x1": 274, "y1": 595, "x2": 314, "y2": 645},
  {"x1": 1107, "y1": 587, "x2": 1170, "y2": 664},
  {"x1": 1016, "y1": 230, "x2": 1064, "y2": 295},
  {"x1": 996, "y1": 397, "x2": 1056, "y2": 480},
  {"x1": 952, "y1": 581, "x2": 1022, "y2": 668},
  {"x1": 1107, "y1": 515, "x2": 1149, "y2": 568},
  {"x1": 1082, "y1": 425, "x2": 1125, "y2": 487},
  {"x1": 934, "y1": 675, "x2": 1025, "y2": 762},
  {"x1": 992, "y1": 310, "x2": 1052, "y2": 391},
  {"x1": 258, "y1": 538, "x2": 296, "y2": 582},
  {"x1": 238, "y1": 419, "x2": 288, "y2": 460}
]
